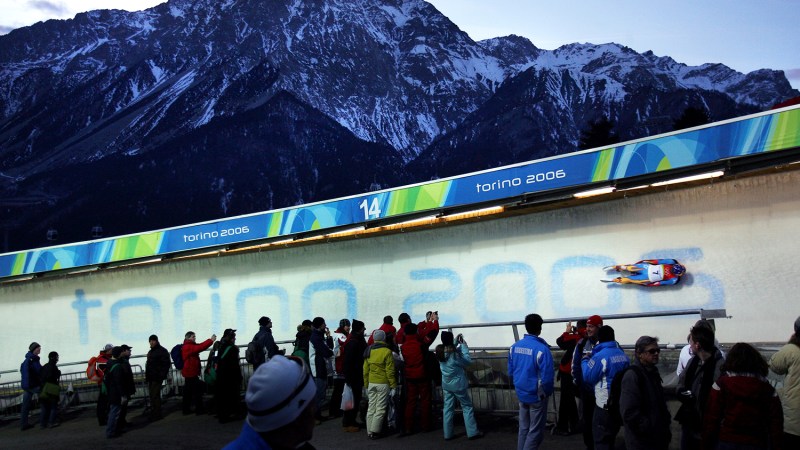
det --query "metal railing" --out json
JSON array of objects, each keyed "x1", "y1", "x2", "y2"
[{"x1": 0, "y1": 308, "x2": 728, "y2": 422}]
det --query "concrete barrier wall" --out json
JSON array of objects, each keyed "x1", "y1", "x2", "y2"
[{"x1": 2, "y1": 170, "x2": 799, "y2": 376}]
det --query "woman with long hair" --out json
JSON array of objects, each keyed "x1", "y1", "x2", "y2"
[
  {"x1": 435, "y1": 331, "x2": 482, "y2": 441},
  {"x1": 770, "y1": 316, "x2": 800, "y2": 448},
  {"x1": 703, "y1": 342, "x2": 783, "y2": 449}
]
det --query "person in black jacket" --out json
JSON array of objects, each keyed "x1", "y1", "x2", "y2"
[
  {"x1": 620, "y1": 336, "x2": 671, "y2": 450},
  {"x1": 252, "y1": 316, "x2": 283, "y2": 369},
  {"x1": 145, "y1": 335, "x2": 171, "y2": 421},
  {"x1": 39, "y1": 351, "x2": 61, "y2": 429},
  {"x1": 215, "y1": 328, "x2": 243, "y2": 423},
  {"x1": 105, "y1": 346, "x2": 135, "y2": 439},
  {"x1": 342, "y1": 319, "x2": 367, "y2": 432}
]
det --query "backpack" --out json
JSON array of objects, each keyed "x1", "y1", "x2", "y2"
[
  {"x1": 100, "y1": 363, "x2": 120, "y2": 395},
  {"x1": 204, "y1": 346, "x2": 232, "y2": 387},
  {"x1": 245, "y1": 341, "x2": 257, "y2": 364},
  {"x1": 607, "y1": 365, "x2": 643, "y2": 426},
  {"x1": 170, "y1": 344, "x2": 184, "y2": 370},
  {"x1": 86, "y1": 356, "x2": 104, "y2": 382}
]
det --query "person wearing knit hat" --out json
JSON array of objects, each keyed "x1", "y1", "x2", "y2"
[
  {"x1": 341, "y1": 319, "x2": 368, "y2": 432},
  {"x1": 146, "y1": 334, "x2": 171, "y2": 421},
  {"x1": 363, "y1": 329, "x2": 397, "y2": 439},
  {"x1": 768, "y1": 316, "x2": 800, "y2": 446},
  {"x1": 252, "y1": 317, "x2": 283, "y2": 371},
  {"x1": 571, "y1": 314, "x2": 603, "y2": 450},
  {"x1": 20, "y1": 341, "x2": 43, "y2": 430},
  {"x1": 329, "y1": 318, "x2": 351, "y2": 419},
  {"x1": 224, "y1": 355, "x2": 317, "y2": 449}
]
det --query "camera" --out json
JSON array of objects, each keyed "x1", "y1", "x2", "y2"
[{"x1": 456, "y1": 333, "x2": 464, "y2": 344}]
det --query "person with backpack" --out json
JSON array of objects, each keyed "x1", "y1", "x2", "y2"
[
  {"x1": 619, "y1": 336, "x2": 671, "y2": 450},
  {"x1": 582, "y1": 325, "x2": 630, "y2": 450},
  {"x1": 20, "y1": 341, "x2": 43, "y2": 431},
  {"x1": 145, "y1": 335, "x2": 171, "y2": 421},
  {"x1": 39, "y1": 351, "x2": 61, "y2": 429},
  {"x1": 88, "y1": 343, "x2": 113, "y2": 426},
  {"x1": 215, "y1": 329, "x2": 243, "y2": 423},
  {"x1": 249, "y1": 316, "x2": 283, "y2": 370},
  {"x1": 105, "y1": 345, "x2": 135, "y2": 439},
  {"x1": 181, "y1": 330, "x2": 217, "y2": 415},
  {"x1": 292, "y1": 320, "x2": 313, "y2": 367},
  {"x1": 509, "y1": 313, "x2": 554, "y2": 450}
]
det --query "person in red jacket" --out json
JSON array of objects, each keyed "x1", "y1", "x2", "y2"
[
  {"x1": 703, "y1": 342, "x2": 783, "y2": 450},
  {"x1": 417, "y1": 311, "x2": 440, "y2": 346},
  {"x1": 394, "y1": 313, "x2": 412, "y2": 348},
  {"x1": 181, "y1": 330, "x2": 216, "y2": 415},
  {"x1": 554, "y1": 320, "x2": 586, "y2": 435},
  {"x1": 367, "y1": 315, "x2": 397, "y2": 347},
  {"x1": 400, "y1": 323, "x2": 432, "y2": 435}
]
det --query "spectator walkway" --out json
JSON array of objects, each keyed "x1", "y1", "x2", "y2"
[{"x1": 0, "y1": 397, "x2": 592, "y2": 449}]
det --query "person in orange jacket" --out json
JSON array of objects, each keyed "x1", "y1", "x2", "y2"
[{"x1": 181, "y1": 331, "x2": 216, "y2": 415}]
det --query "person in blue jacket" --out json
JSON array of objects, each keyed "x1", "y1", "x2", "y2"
[
  {"x1": 582, "y1": 325, "x2": 630, "y2": 450},
  {"x1": 508, "y1": 313, "x2": 555, "y2": 450},
  {"x1": 20, "y1": 341, "x2": 43, "y2": 431},
  {"x1": 436, "y1": 331, "x2": 483, "y2": 441}
]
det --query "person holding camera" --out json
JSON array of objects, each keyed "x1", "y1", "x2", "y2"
[
  {"x1": 436, "y1": 331, "x2": 483, "y2": 441},
  {"x1": 509, "y1": 314, "x2": 554, "y2": 450},
  {"x1": 555, "y1": 319, "x2": 586, "y2": 435},
  {"x1": 181, "y1": 331, "x2": 217, "y2": 415}
]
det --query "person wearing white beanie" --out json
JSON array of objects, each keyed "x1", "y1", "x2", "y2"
[{"x1": 224, "y1": 355, "x2": 318, "y2": 449}]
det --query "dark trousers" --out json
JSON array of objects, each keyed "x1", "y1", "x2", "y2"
[
  {"x1": 214, "y1": 380, "x2": 241, "y2": 421},
  {"x1": 182, "y1": 377, "x2": 205, "y2": 413},
  {"x1": 342, "y1": 383, "x2": 363, "y2": 427},
  {"x1": 148, "y1": 380, "x2": 163, "y2": 419},
  {"x1": 96, "y1": 389, "x2": 109, "y2": 425},
  {"x1": 592, "y1": 406, "x2": 620, "y2": 450},
  {"x1": 557, "y1": 372, "x2": 579, "y2": 432},
  {"x1": 581, "y1": 391, "x2": 597, "y2": 450},
  {"x1": 329, "y1": 378, "x2": 345, "y2": 417},
  {"x1": 404, "y1": 379, "x2": 432, "y2": 432}
]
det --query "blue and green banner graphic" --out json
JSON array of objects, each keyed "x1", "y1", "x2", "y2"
[{"x1": 2, "y1": 106, "x2": 799, "y2": 279}]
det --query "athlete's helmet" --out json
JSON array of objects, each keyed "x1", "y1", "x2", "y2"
[{"x1": 672, "y1": 264, "x2": 686, "y2": 276}]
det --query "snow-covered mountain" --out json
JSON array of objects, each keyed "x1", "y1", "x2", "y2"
[{"x1": 0, "y1": 0, "x2": 796, "y2": 251}]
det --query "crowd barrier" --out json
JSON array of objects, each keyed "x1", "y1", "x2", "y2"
[{"x1": 6, "y1": 308, "x2": 775, "y2": 426}]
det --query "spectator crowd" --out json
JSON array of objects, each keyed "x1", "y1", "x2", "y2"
[{"x1": 17, "y1": 312, "x2": 800, "y2": 450}]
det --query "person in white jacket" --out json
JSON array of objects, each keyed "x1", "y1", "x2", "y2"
[{"x1": 769, "y1": 315, "x2": 800, "y2": 448}]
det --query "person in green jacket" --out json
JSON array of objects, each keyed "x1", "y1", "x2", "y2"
[{"x1": 362, "y1": 329, "x2": 396, "y2": 439}]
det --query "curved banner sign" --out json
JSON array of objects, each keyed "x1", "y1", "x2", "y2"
[{"x1": 2, "y1": 106, "x2": 799, "y2": 279}]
